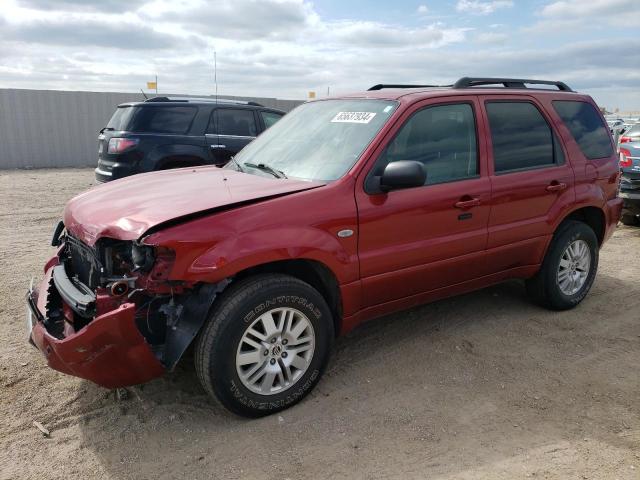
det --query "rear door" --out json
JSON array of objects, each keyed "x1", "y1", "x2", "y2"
[
  {"x1": 480, "y1": 96, "x2": 575, "y2": 272},
  {"x1": 206, "y1": 107, "x2": 258, "y2": 165},
  {"x1": 355, "y1": 97, "x2": 492, "y2": 307}
]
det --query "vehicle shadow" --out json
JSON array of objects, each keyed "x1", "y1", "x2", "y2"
[{"x1": 74, "y1": 274, "x2": 640, "y2": 479}]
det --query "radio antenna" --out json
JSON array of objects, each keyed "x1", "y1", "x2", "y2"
[{"x1": 214, "y1": 48, "x2": 218, "y2": 103}]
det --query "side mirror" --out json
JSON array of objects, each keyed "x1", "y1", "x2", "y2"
[{"x1": 379, "y1": 161, "x2": 426, "y2": 192}]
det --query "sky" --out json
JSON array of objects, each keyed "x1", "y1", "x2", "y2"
[{"x1": 0, "y1": 0, "x2": 638, "y2": 111}]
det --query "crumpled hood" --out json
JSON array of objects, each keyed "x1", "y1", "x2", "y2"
[{"x1": 64, "y1": 167, "x2": 324, "y2": 246}]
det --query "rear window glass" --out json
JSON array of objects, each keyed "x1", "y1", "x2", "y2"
[
  {"x1": 486, "y1": 102, "x2": 555, "y2": 173},
  {"x1": 552, "y1": 101, "x2": 613, "y2": 159},
  {"x1": 209, "y1": 108, "x2": 258, "y2": 136},
  {"x1": 129, "y1": 106, "x2": 197, "y2": 134},
  {"x1": 106, "y1": 106, "x2": 134, "y2": 131}
]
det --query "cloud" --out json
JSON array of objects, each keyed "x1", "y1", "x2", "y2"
[
  {"x1": 417, "y1": 5, "x2": 429, "y2": 14},
  {"x1": 0, "y1": 0, "x2": 638, "y2": 110},
  {"x1": 530, "y1": 0, "x2": 640, "y2": 30},
  {"x1": 456, "y1": 0, "x2": 513, "y2": 15},
  {"x1": 18, "y1": 0, "x2": 149, "y2": 11},
  {"x1": 145, "y1": 0, "x2": 315, "y2": 41},
  {"x1": 4, "y1": 19, "x2": 181, "y2": 50},
  {"x1": 541, "y1": 0, "x2": 637, "y2": 17},
  {"x1": 328, "y1": 21, "x2": 466, "y2": 48},
  {"x1": 475, "y1": 32, "x2": 508, "y2": 45}
]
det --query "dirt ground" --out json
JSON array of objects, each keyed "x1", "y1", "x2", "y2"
[{"x1": 0, "y1": 168, "x2": 638, "y2": 480}]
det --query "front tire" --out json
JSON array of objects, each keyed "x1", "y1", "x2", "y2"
[
  {"x1": 195, "y1": 274, "x2": 334, "y2": 417},
  {"x1": 526, "y1": 221, "x2": 598, "y2": 310}
]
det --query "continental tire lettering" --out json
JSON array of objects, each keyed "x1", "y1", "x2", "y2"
[
  {"x1": 229, "y1": 369, "x2": 319, "y2": 410},
  {"x1": 243, "y1": 296, "x2": 321, "y2": 322}
]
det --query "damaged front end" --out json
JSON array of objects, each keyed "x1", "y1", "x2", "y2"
[{"x1": 27, "y1": 221, "x2": 223, "y2": 388}]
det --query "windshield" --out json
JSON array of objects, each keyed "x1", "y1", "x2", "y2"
[{"x1": 229, "y1": 99, "x2": 398, "y2": 181}]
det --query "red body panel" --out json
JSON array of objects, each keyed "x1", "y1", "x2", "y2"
[
  {"x1": 29, "y1": 86, "x2": 622, "y2": 387},
  {"x1": 64, "y1": 166, "x2": 323, "y2": 246},
  {"x1": 30, "y1": 266, "x2": 164, "y2": 388}
]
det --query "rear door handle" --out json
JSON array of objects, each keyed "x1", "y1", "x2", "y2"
[
  {"x1": 546, "y1": 181, "x2": 567, "y2": 192},
  {"x1": 454, "y1": 197, "x2": 481, "y2": 209},
  {"x1": 210, "y1": 144, "x2": 227, "y2": 149}
]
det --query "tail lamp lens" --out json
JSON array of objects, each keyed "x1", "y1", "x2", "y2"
[
  {"x1": 108, "y1": 137, "x2": 139, "y2": 154},
  {"x1": 619, "y1": 148, "x2": 632, "y2": 168},
  {"x1": 620, "y1": 136, "x2": 634, "y2": 143}
]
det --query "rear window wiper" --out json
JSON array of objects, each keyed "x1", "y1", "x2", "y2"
[
  {"x1": 99, "y1": 127, "x2": 115, "y2": 134},
  {"x1": 244, "y1": 162, "x2": 287, "y2": 179}
]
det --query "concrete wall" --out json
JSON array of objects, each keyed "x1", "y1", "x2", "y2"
[{"x1": 0, "y1": 89, "x2": 303, "y2": 169}]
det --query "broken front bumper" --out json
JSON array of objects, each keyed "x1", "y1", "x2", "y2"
[{"x1": 27, "y1": 266, "x2": 165, "y2": 389}]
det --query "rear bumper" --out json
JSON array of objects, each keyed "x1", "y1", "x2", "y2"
[
  {"x1": 604, "y1": 197, "x2": 624, "y2": 242},
  {"x1": 27, "y1": 266, "x2": 164, "y2": 388},
  {"x1": 95, "y1": 157, "x2": 138, "y2": 183},
  {"x1": 619, "y1": 190, "x2": 640, "y2": 215}
]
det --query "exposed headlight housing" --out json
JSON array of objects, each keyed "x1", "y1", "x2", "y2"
[{"x1": 131, "y1": 243, "x2": 155, "y2": 272}]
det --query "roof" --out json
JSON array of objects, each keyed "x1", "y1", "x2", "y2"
[
  {"x1": 116, "y1": 96, "x2": 285, "y2": 111},
  {"x1": 336, "y1": 77, "x2": 583, "y2": 102}
]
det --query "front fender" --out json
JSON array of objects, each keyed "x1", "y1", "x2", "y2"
[{"x1": 188, "y1": 225, "x2": 358, "y2": 284}]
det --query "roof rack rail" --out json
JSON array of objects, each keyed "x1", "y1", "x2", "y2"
[
  {"x1": 368, "y1": 84, "x2": 448, "y2": 91},
  {"x1": 144, "y1": 96, "x2": 264, "y2": 106},
  {"x1": 453, "y1": 77, "x2": 573, "y2": 92}
]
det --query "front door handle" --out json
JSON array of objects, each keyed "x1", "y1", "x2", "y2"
[
  {"x1": 454, "y1": 197, "x2": 481, "y2": 209},
  {"x1": 210, "y1": 144, "x2": 227, "y2": 149},
  {"x1": 546, "y1": 181, "x2": 567, "y2": 192}
]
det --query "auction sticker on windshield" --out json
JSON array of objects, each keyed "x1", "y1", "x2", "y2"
[{"x1": 331, "y1": 112, "x2": 377, "y2": 124}]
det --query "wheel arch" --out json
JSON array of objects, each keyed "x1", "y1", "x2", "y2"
[
  {"x1": 232, "y1": 259, "x2": 343, "y2": 336},
  {"x1": 559, "y1": 205, "x2": 606, "y2": 245}
]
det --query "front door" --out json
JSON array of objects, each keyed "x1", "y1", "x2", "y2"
[
  {"x1": 206, "y1": 107, "x2": 258, "y2": 165},
  {"x1": 356, "y1": 98, "x2": 491, "y2": 307}
]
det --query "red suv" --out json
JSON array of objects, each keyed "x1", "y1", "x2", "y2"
[{"x1": 27, "y1": 78, "x2": 622, "y2": 417}]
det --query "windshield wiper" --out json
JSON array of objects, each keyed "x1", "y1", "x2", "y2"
[
  {"x1": 244, "y1": 162, "x2": 287, "y2": 179},
  {"x1": 227, "y1": 156, "x2": 244, "y2": 173}
]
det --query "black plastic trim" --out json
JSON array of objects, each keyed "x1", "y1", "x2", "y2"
[
  {"x1": 52, "y1": 265, "x2": 96, "y2": 318},
  {"x1": 368, "y1": 84, "x2": 448, "y2": 91},
  {"x1": 51, "y1": 220, "x2": 65, "y2": 247},
  {"x1": 454, "y1": 77, "x2": 573, "y2": 92}
]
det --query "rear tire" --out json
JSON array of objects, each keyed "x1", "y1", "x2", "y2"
[
  {"x1": 195, "y1": 274, "x2": 333, "y2": 417},
  {"x1": 620, "y1": 214, "x2": 639, "y2": 226},
  {"x1": 526, "y1": 221, "x2": 598, "y2": 310}
]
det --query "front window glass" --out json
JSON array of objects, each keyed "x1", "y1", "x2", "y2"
[
  {"x1": 229, "y1": 99, "x2": 398, "y2": 181},
  {"x1": 373, "y1": 103, "x2": 478, "y2": 185}
]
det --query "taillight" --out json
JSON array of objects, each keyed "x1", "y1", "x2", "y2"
[
  {"x1": 108, "y1": 137, "x2": 139, "y2": 154},
  {"x1": 619, "y1": 148, "x2": 632, "y2": 168},
  {"x1": 620, "y1": 136, "x2": 634, "y2": 143}
]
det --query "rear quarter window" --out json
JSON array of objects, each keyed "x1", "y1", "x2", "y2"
[
  {"x1": 129, "y1": 106, "x2": 197, "y2": 134},
  {"x1": 552, "y1": 101, "x2": 613, "y2": 159}
]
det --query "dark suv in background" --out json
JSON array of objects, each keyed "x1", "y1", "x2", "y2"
[{"x1": 95, "y1": 97, "x2": 285, "y2": 182}]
